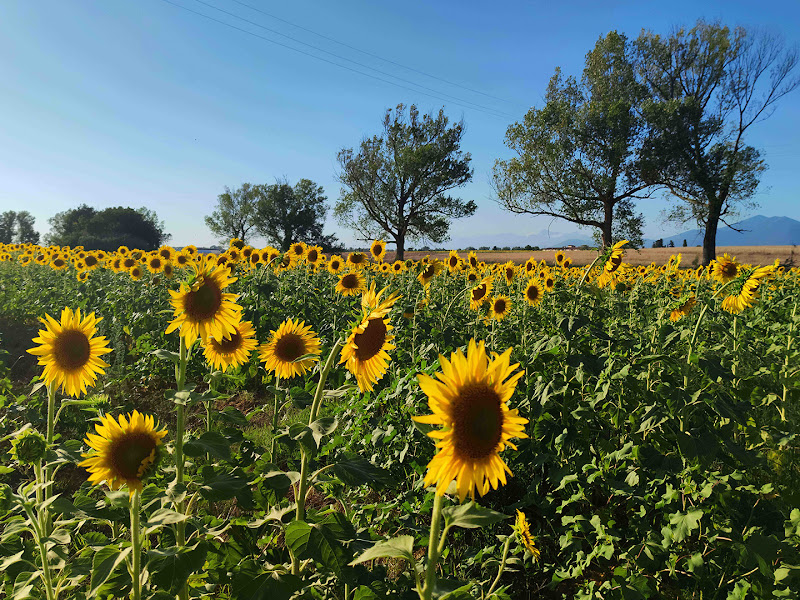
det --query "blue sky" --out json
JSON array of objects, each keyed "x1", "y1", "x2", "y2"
[{"x1": 1, "y1": 0, "x2": 798, "y2": 247}]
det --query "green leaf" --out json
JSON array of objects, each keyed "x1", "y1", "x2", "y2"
[
  {"x1": 184, "y1": 431, "x2": 232, "y2": 461},
  {"x1": 147, "y1": 542, "x2": 207, "y2": 595},
  {"x1": 89, "y1": 544, "x2": 132, "y2": 597},
  {"x1": 285, "y1": 520, "x2": 351, "y2": 575},
  {"x1": 199, "y1": 471, "x2": 249, "y2": 501},
  {"x1": 442, "y1": 502, "x2": 508, "y2": 530},
  {"x1": 151, "y1": 349, "x2": 181, "y2": 364},
  {"x1": 331, "y1": 455, "x2": 394, "y2": 488},
  {"x1": 350, "y1": 535, "x2": 415, "y2": 565},
  {"x1": 232, "y1": 567, "x2": 302, "y2": 600},
  {"x1": 665, "y1": 509, "x2": 703, "y2": 545}
]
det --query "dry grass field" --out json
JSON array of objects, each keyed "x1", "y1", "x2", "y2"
[{"x1": 395, "y1": 245, "x2": 800, "y2": 266}]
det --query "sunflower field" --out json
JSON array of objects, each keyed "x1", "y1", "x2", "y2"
[{"x1": 0, "y1": 238, "x2": 798, "y2": 600}]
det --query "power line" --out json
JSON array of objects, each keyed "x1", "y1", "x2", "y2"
[
  {"x1": 180, "y1": 0, "x2": 517, "y2": 119},
  {"x1": 226, "y1": 0, "x2": 526, "y2": 108}
]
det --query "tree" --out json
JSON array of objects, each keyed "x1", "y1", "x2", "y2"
[
  {"x1": 494, "y1": 32, "x2": 651, "y2": 248},
  {"x1": 636, "y1": 21, "x2": 799, "y2": 264},
  {"x1": 335, "y1": 104, "x2": 475, "y2": 260},
  {"x1": 652, "y1": 238, "x2": 664, "y2": 248},
  {"x1": 255, "y1": 178, "x2": 340, "y2": 251},
  {"x1": 205, "y1": 184, "x2": 260, "y2": 245},
  {"x1": 46, "y1": 204, "x2": 169, "y2": 250},
  {"x1": 0, "y1": 211, "x2": 40, "y2": 244}
]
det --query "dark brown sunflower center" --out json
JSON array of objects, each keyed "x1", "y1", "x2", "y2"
[
  {"x1": 331, "y1": 260, "x2": 341, "y2": 269},
  {"x1": 54, "y1": 330, "x2": 91, "y2": 371},
  {"x1": 449, "y1": 256, "x2": 458, "y2": 268},
  {"x1": 608, "y1": 254, "x2": 622, "y2": 272},
  {"x1": 307, "y1": 249, "x2": 318, "y2": 263},
  {"x1": 123, "y1": 258, "x2": 136, "y2": 268},
  {"x1": 274, "y1": 333, "x2": 306, "y2": 362},
  {"x1": 85, "y1": 255, "x2": 98, "y2": 267},
  {"x1": 341, "y1": 273, "x2": 359, "y2": 289},
  {"x1": 149, "y1": 258, "x2": 162, "y2": 269},
  {"x1": 721, "y1": 263, "x2": 737, "y2": 278},
  {"x1": 527, "y1": 286, "x2": 540, "y2": 301},
  {"x1": 468, "y1": 273, "x2": 477, "y2": 282},
  {"x1": 353, "y1": 318, "x2": 387, "y2": 361},
  {"x1": 452, "y1": 383, "x2": 503, "y2": 459},
  {"x1": 183, "y1": 279, "x2": 223, "y2": 321},
  {"x1": 53, "y1": 259, "x2": 65, "y2": 267},
  {"x1": 110, "y1": 433, "x2": 157, "y2": 480},
  {"x1": 423, "y1": 265, "x2": 435, "y2": 279},
  {"x1": 372, "y1": 245, "x2": 383, "y2": 257},
  {"x1": 350, "y1": 254, "x2": 365, "y2": 264},
  {"x1": 292, "y1": 245, "x2": 304, "y2": 255},
  {"x1": 211, "y1": 330, "x2": 242, "y2": 354},
  {"x1": 506, "y1": 268, "x2": 513, "y2": 279},
  {"x1": 472, "y1": 285, "x2": 487, "y2": 302},
  {"x1": 494, "y1": 299, "x2": 507, "y2": 313},
  {"x1": 159, "y1": 249, "x2": 171, "y2": 259},
  {"x1": 546, "y1": 277, "x2": 554, "y2": 288},
  {"x1": 177, "y1": 255, "x2": 188, "y2": 265}
]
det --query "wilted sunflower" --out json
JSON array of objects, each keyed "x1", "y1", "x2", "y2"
[
  {"x1": 165, "y1": 264, "x2": 242, "y2": 346},
  {"x1": 513, "y1": 510, "x2": 540, "y2": 561},
  {"x1": 336, "y1": 271, "x2": 367, "y2": 296},
  {"x1": 80, "y1": 410, "x2": 167, "y2": 494},
  {"x1": 524, "y1": 279, "x2": 544, "y2": 306},
  {"x1": 469, "y1": 278, "x2": 493, "y2": 310},
  {"x1": 711, "y1": 253, "x2": 740, "y2": 284},
  {"x1": 327, "y1": 255, "x2": 345, "y2": 274},
  {"x1": 490, "y1": 295, "x2": 511, "y2": 320},
  {"x1": 203, "y1": 320, "x2": 258, "y2": 371},
  {"x1": 259, "y1": 318, "x2": 321, "y2": 379},
  {"x1": 669, "y1": 295, "x2": 697, "y2": 322},
  {"x1": 28, "y1": 307, "x2": 112, "y2": 397},
  {"x1": 413, "y1": 339, "x2": 527, "y2": 501},
  {"x1": 340, "y1": 287, "x2": 399, "y2": 392},
  {"x1": 370, "y1": 240, "x2": 387, "y2": 262}
]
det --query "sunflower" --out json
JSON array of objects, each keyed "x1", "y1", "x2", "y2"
[
  {"x1": 336, "y1": 271, "x2": 367, "y2": 296},
  {"x1": 50, "y1": 257, "x2": 68, "y2": 270},
  {"x1": 183, "y1": 244, "x2": 198, "y2": 256},
  {"x1": 347, "y1": 252, "x2": 368, "y2": 269},
  {"x1": 447, "y1": 250, "x2": 461, "y2": 272},
  {"x1": 165, "y1": 264, "x2": 242, "y2": 346},
  {"x1": 524, "y1": 279, "x2": 544, "y2": 306},
  {"x1": 710, "y1": 253, "x2": 740, "y2": 284},
  {"x1": 370, "y1": 240, "x2": 387, "y2": 262},
  {"x1": 203, "y1": 320, "x2": 258, "y2": 371},
  {"x1": 117, "y1": 245, "x2": 130, "y2": 256},
  {"x1": 490, "y1": 295, "x2": 511, "y2": 320},
  {"x1": 79, "y1": 410, "x2": 167, "y2": 494},
  {"x1": 469, "y1": 278, "x2": 493, "y2": 310},
  {"x1": 721, "y1": 265, "x2": 775, "y2": 314},
  {"x1": 162, "y1": 261, "x2": 175, "y2": 279},
  {"x1": 77, "y1": 270, "x2": 89, "y2": 282},
  {"x1": 669, "y1": 295, "x2": 696, "y2": 322},
  {"x1": 543, "y1": 273, "x2": 555, "y2": 292},
  {"x1": 27, "y1": 307, "x2": 112, "y2": 397},
  {"x1": 418, "y1": 260, "x2": 443, "y2": 287},
  {"x1": 157, "y1": 246, "x2": 174, "y2": 261},
  {"x1": 563, "y1": 257, "x2": 572, "y2": 268},
  {"x1": 146, "y1": 254, "x2": 164, "y2": 273},
  {"x1": 83, "y1": 253, "x2": 101, "y2": 270},
  {"x1": 289, "y1": 242, "x2": 307, "y2": 261},
  {"x1": 327, "y1": 255, "x2": 345, "y2": 274},
  {"x1": 305, "y1": 245, "x2": 323, "y2": 266},
  {"x1": 340, "y1": 288, "x2": 399, "y2": 392},
  {"x1": 122, "y1": 256, "x2": 138, "y2": 270},
  {"x1": 555, "y1": 251, "x2": 565, "y2": 266},
  {"x1": 391, "y1": 260, "x2": 406, "y2": 274},
  {"x1": 413, "y1": 339, "x2": 527, "y2": 501},
  {"x1": 503, "y1": 262, "x2": 516, "y2": 285},
  {"x1": 259, "y1": 319, "x2": 321, "y2": 379},
  {"x1": 513, "y1": 510, "x2": 540, "y2": 561},
  {"x1": 129, "y1": 265, "x2": 144, "y2": 281}
]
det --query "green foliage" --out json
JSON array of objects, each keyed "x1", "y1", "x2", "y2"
[
  {"x1": 46, "y1": 204, "x2": 170, "y2": 250},
  {"x1": 205, "y1": 183, "x2": 261, "y2": 246}
]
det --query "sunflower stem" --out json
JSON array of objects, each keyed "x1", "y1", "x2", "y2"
[
  {"x1": 24, "y1": 501, "x2": 57, "y2": 600},
  {"x1": 270, "y1": 376, "x2": 280, "y2": 461},
  {"x1": 485, "y1": 536, "x2": 512, "y2": 598},
  {"x1": 44, "y1": 383, "x2": 56, "y2": 503},
  {"x1": 174, "y1": 337, "x2": 189, "y2": 600},
  {"x1": 130, "y1": 490, "x2": 142, "y2": 600},
  {"x1": 780, "y1": 301, "x2": 797, "y2": 421},
  {"x1": 296, "y1": 338, "x2": 344, "y2": 523},
  {"x1": 420, "y1": 493, "x2": 445, "y2": 600}
]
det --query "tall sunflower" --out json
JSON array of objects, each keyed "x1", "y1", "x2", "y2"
[
  {"x1": 370, "y1": 240, "x2": 387, "y2": 262},
  {"x1": 165, "y1": 264, "x2": 242, "y2": 346},
  {"x1": 28, "y1": 307, "x2": 112, "y2": 397},
  {"x1": 413, "y1": 339, "x2": 527, "y2": 501},
  {"x1": 305, "y1": 245, "x2": 323, "y2": 267},
  {"x1": 80, "y1": 410, "x2": 167, "y2": 493},
  {"x1": 203, "y1": 320, "x2": 258, "y2": 371},
  {"x1": 523, "y1": 279, "x2": 544, "y2": 306},
  {"x1": 336, "y1": 271, "x2": 367, "y2": 296},
  {"x1": 259, "y1": 319, "x2": 321, "y2": 379},
  {"x1": 340, "y1": 287, "x2": 399, "y2": 392}
]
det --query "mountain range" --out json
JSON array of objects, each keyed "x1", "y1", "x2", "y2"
[{"x1": 444, "y1": 215, "x2": 800, "y2": 250}]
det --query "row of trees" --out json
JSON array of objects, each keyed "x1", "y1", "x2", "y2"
[
  {"x1": 211, "y1": 20, "x2": 795, "y2": 264},
  {"x1": 0, "y1": 211, "x2": 39, "y2": 244},
  {"x1": 45, "y1": 205, "x2": 170, "y2": 251}
]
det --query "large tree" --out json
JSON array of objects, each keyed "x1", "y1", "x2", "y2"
[
  {"x1": 205, "y1": 183, "x2": 260, "y2": 245},
  {"x1": 335, "y1": 104, "x2": 475, "y2": 260},
  {"x1": 494, "y1": 32, "x2": 651, "y2": 248},
  {"x1": 254, "y1": 178, "x2": 339, "y2": 251},
  {"x1": 636, "y1": 21, "x2": 799, "y2": 264},
  {"x1": 0, "y1": 211, "x2": 40, "y2": 244},
  {"x1": 46, "y1": 204, "x2": 169, "y2": 250}
]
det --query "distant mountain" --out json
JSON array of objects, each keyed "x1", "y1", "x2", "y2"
[
  {"x1": 446, "y1": 229, "x2": 594, "y2": 250},
  {"x1": 647, "y1": 215, "x2": 800, "y2": 247}
]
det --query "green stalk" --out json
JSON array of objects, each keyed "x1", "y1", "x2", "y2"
[
  {"x1": 270, "y1": 376, "x2": 281, "y2": 461},
  {"x1": 174, "y1": 337, "x2": 189, "y2": 600},
  {"x1": 484, "y1": 536, "x2": 512, "y2": 598},
  {"x1": 130, "y1": 490, "x2": 142, "y2": 600},
  {"x1": 295, "y1": 338, "x2": 344, "y2": 524},
  {"x1": 419, "y1": 493, "x2": 445, "y2": 600},
  {"x1": 22, "y1": 502, "x2": 56, "y2": 600},
  {"x1": 780, "y1": 301, "x2": 797, "y2": 421},
  {"x1": 44, "y1": 383, "x2": 57, "y2": 503}
]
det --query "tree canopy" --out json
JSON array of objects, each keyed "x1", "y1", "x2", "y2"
[
  {"x1": 205, "y1": 184, "x2": 260, "y2": 245},
  {"x1": 494, "y1": 32, "x2": 649, "y2": 248},
  {"x1": 46, "y1": 205, "x2": 170, "y2": 251},
  {"x1": 255, "y1": 178, "x2": 340, "y2": 252},
  {"x1": 0, "y1": 211, "x2": 40, "y2": 244},
  {"x1": 636, "y1": 20, "x2": 799, "y2": 263},
  {"x1": 335, "y1": 104, "x2": 475, "y2": 260}
]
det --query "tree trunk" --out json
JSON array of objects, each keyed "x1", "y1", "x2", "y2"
[
  {"x1": 395, "y1": 233, "x2": 405, "y2": 261},
  {"x1": 702, "y1": 202, "x2": 721, "y2": 266},
  {"x1": 601, "y1": 200, "x2": 614, "y2": 247}
]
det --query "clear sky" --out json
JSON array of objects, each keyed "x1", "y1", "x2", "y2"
[{"x1": 1, "y1": 0, "x2": 798, "y2": 248}]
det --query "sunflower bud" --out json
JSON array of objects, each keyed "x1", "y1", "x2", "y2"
[{"x1": 10, "y1": 428, "x2": 47, "y2": 465}]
